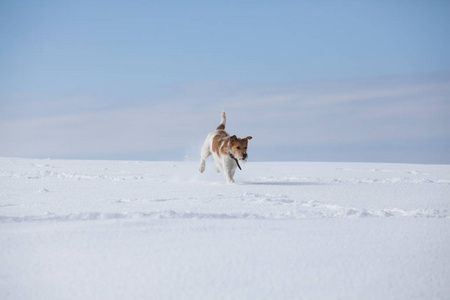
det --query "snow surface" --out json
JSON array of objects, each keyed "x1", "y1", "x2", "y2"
[{"x1": 1, "y1": 157, "x2": 449, "y2": 299}]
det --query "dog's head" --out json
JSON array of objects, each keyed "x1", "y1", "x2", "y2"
[{"x1": 229, "y1": 135, "x2": 252, "y2": 161}]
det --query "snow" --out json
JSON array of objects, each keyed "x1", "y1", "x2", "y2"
[{"x1": 1, "y1": 157, "x2": 449, "y2": 299}]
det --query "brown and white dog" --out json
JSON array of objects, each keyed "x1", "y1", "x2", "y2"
[{"x1": 199, "y1": 111, "x2": 252, "y2": 183}]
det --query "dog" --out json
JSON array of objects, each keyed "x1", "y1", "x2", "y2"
[{"x1": 199, "y1": 111, "x2": 252, "y2": 183}]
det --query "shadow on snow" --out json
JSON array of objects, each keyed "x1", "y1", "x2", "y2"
[{"x1": 241, "y1": 181, "x2": 326, "y2": 186}]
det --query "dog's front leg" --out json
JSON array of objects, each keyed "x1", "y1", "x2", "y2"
[
  {"x1": 225, "y1": 172, "x2": 235, "y2": 183},
  {"x1": 223, "y1": 165, "x2": 235, "y2": 184}
]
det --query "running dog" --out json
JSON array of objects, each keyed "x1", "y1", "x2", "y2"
[{"x1": 199, "y1": 111, "x2": 252, "y2": 183}]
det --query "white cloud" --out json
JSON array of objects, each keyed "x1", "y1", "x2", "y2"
[{"x1": 1, "y1": 75, "x2": 449, "y2": 162}]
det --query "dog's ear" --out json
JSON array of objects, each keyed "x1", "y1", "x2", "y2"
[
  {"x1": 245, "y1": 136, "x2": 253, "y2": 140},
  {"x1": 229, "y1": 135, "x2": 237, "y2": 144}
]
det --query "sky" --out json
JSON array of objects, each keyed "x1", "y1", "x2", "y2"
[{"x1": 1, "y1": 0, "x2": 449, "y2": 163}]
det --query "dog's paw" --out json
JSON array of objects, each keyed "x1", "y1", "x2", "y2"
[
  {"x1": 215, "y1": 166, "x2": 220, "y2": 173},
  {"x1": 226, "y1": 178, "x2": 235, "y2": 184},
  {"x1": 199, "y1": 164, "x2": 205, "y2": 173}
]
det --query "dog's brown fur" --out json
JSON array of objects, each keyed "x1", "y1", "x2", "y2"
[
  {"x1": 211, "y1": 131, "x2": 252, "y2": 159},
  {"x1": 212, "y1": 131, "x2": 229, "y2": 157}
]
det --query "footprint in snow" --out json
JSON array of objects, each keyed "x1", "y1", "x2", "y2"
[{"x1": 241, "y1": 192, "x2": 294, "y2": 205}]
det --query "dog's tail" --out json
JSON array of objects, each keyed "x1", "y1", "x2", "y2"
[{"x1": 216, "y1": 110, "x2": 226, "y2": 130}]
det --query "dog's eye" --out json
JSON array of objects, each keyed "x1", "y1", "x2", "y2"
[{"x1": 236, "y1": 146, "x2": 241, "y2": 150}]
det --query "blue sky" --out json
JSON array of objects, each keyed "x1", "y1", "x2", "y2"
[{"x1": 1, "y1": 0, "x2": 449, "y2": 163}]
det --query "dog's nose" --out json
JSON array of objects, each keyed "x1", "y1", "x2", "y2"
[{"x1": 243, "y1": 153, "x2": 248, "y2": 159}]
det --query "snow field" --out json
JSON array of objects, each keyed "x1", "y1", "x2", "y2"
[{"x1": 1, "y1": 157, "x2": 449, "y2": 299}]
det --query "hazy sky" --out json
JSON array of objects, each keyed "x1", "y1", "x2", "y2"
[{"x1": 1, "y1": 0, "x2": 449, "y2": 163}]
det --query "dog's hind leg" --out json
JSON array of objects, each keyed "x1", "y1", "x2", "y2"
[{"x1": 199, "y1": 140, "x2": 211, "y2": 173}]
